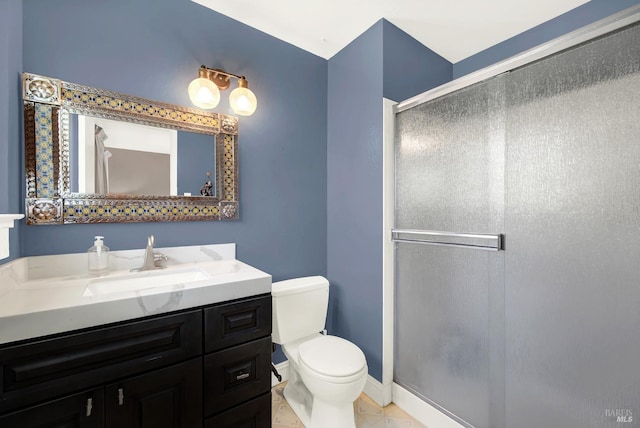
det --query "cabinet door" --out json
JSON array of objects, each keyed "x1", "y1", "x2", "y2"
[
  {"x1": 105, "y1": 358, "x2": 202, "y2": 428},
  {"x1": 0, "y1": 389, "x2": 104, "y2": 428}
]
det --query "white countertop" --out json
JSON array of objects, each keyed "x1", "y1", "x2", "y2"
[{"x1": 0, "y1": 243, "x2": 272, "y2": 345}]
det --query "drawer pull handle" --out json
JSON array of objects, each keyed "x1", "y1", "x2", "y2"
[
  {"x1": 118, "y1": 388, "x2": 124, "y2": 405},
  {"x1": 86, "y1": 398, "x2": 93, "y2": 416},
  {"x1": 236, "y1": 372, "x2": 250, "y2": 381}
]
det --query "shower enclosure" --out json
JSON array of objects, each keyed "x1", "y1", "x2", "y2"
[{"x1": 393, "y1": 14, "x2": 640, "y2": 428}]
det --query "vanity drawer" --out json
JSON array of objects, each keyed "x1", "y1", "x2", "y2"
[
  {"x1": 0, "y1": 309, "x2": 202, "y2": 413},
  {"x1": 203, "y1": 335, "x2": 272, "y2": 416},
  {"x1": 204, "y1": 294, "x2": 271, "y2": 353},
  {"x1": 204, "y1": 392, "x2": 271, "y2": 428}
]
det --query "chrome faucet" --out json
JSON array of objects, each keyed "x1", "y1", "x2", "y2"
[{"x1": 132, "y1": 235, "x2": 168, "y2": 272}]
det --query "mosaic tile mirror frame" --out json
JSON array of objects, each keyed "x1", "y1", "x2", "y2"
[{"x1": 22, "y1": 72, "x2": 239, "y2": 225}]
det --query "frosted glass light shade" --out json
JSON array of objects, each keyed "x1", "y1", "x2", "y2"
[
  {"x1": 188, "y1": 77, "x2": 220, "y2": 109},
  {"x1": 229, "y1": 87, "x2": 257, "y2": 116}
]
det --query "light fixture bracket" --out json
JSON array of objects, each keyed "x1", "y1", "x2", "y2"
[
  {"x1": 198, "y1": 65, "x2": 241, "y2": 91},
  {"x1": 208, "y1": 69, "x2": 231, "y2": 90},
  {"x1": 192, "y1": 65, "x2": 257, "y2": 115}
]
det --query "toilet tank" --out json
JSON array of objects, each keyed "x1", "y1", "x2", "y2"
[{"x1": 272, "y1": 276, "x2": 329, "y2": 345}]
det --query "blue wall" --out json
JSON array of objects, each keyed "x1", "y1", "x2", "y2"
[
  {"x1": 0, "y1": 0, "x2": 23, "y2": 262},
  {"x1": 454, "y1": 0, "x2": 640, "y2": 77},
  {"x1": 382, "y1": 20, "x2": 452, "y2": 102},
  {"x1": 327, "y1": 19, "x2": 452, "y2": 381},
  {"x1": 327, "y1": 21, "x2": 385, "y2": 381},
  {"x1": 18, "y1": 0, "x2": 328, "y2": 282}
]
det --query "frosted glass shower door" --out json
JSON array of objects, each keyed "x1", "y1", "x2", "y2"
[
  {"x1": 503, "y1": 23, "x2": 640, "y2": 428},
  {"x1": 394, "y1": 78, "x2": 506, "y2": 428}
]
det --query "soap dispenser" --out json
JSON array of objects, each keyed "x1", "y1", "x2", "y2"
[{"x1": 88, "y1": 236, "x2": 110, "y2": 276}]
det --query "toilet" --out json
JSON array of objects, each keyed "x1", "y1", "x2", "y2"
[{"x1": 272, "y1": 276, "x2": 368, "y2": 428}]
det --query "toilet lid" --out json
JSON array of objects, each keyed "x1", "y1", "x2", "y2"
[{"x1": 298, "y1": 335, "x2": 366, "y2": 378}]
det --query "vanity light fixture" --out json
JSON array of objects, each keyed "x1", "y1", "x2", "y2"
[{"x1": 188, "y1": 65, "x2": 257, "y2": 116}]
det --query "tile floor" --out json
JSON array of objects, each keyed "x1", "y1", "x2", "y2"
[{"x1": 271, "y1": 382, "x2": 428, "y2": 428}]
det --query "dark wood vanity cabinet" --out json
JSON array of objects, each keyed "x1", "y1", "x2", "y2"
[{"x1": 0, "y1": 293, "x2": 272, "y2": 428}]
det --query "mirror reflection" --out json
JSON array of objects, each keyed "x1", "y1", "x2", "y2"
[{"x1": 69, "y1": 116, "x2": 216, "y2": 197}]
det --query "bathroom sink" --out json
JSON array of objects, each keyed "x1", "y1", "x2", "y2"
[{"x1": 83, "y1": 267, "x2": 211, "y2": 297}]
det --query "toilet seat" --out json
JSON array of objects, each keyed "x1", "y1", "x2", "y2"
[{"x1": 298, "y1": 335, "x2": 367, "y2": 384}]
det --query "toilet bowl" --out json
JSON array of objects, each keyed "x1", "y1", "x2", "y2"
[{"x1": 272, "y1": 276, "x2": 368, "y2": 428}]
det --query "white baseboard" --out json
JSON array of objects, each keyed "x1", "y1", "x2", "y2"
[
  {"x1": 363, "y1": 375, "x2": 394, "y2": 407},
  {"x1": 271, "y1": 360, "x2": 290, "y2": 386},
  {"x1": 363, "y1": 375, "x2": 384, "y2": 406},
  {"x1": 391, "y1": 383, "x2": 465, "y2": 428}
]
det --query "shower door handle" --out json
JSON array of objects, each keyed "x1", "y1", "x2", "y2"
[{"x1": 391, "y1": 229, "x2": 503, "y2": 251}]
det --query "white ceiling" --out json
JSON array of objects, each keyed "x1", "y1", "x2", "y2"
[{"x1": 192, "y1": 0, "x2": 590, "y2": 62}]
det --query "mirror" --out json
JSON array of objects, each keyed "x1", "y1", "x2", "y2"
[{"x1": 22, "y1": 72, "x2": 239, "y2": 225}]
